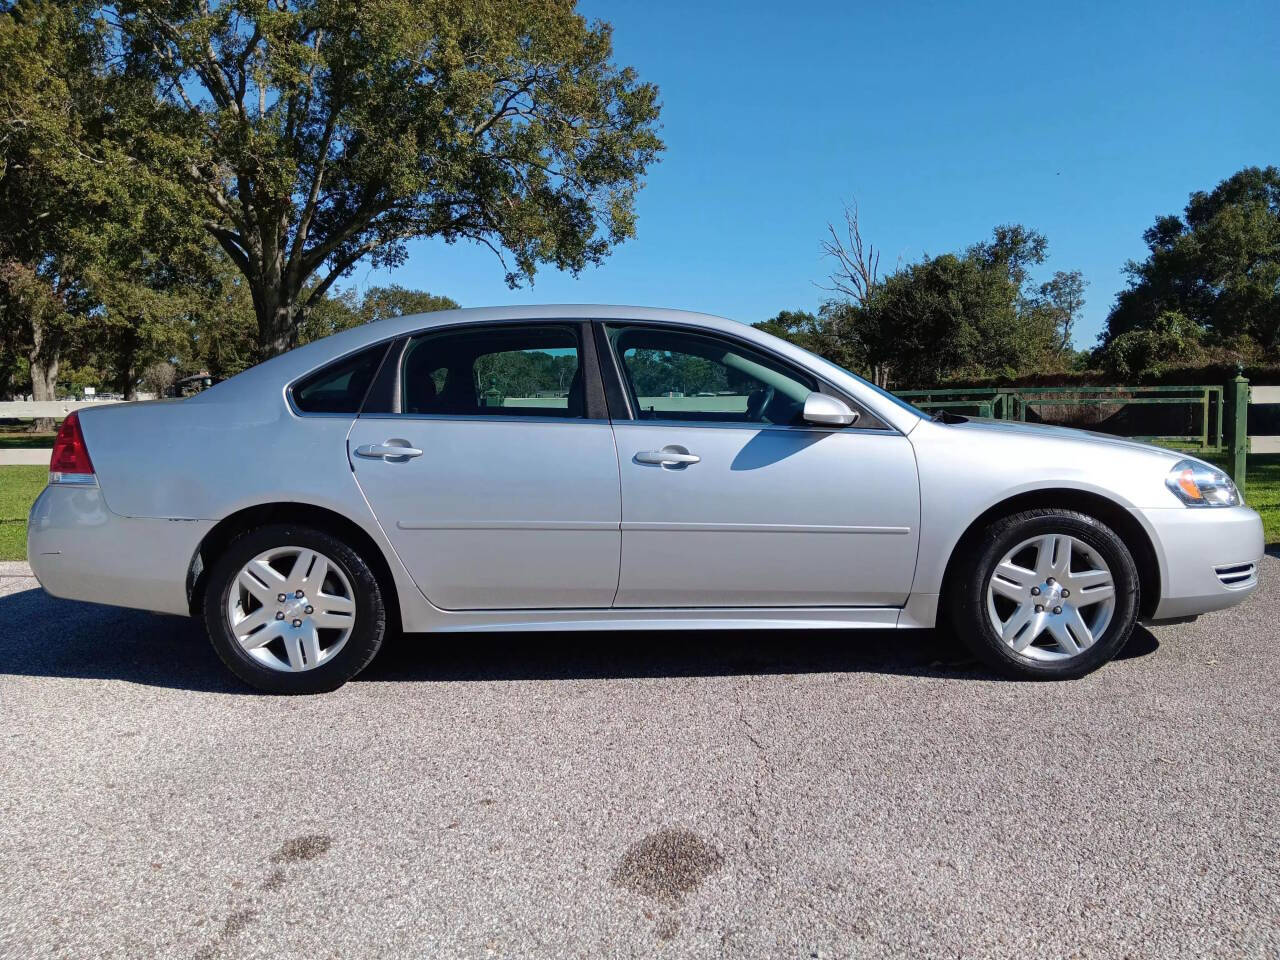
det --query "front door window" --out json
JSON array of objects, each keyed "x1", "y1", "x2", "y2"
[{"x1": 604, "y1": 324, "x2": 815, "y2": 425}]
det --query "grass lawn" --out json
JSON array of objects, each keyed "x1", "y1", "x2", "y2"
[
  {"x1": 0, "y1": 454, "x2": 1277, "y2": 564},
  {"x1": 1238, "y1": 454, "x2": 1280, "y2": 544},
  {"x1": 0, "y1": 466, "x2": 47, "y2": 561},
  {"x1": 0, "y1": 433, "x2": 56, "y2": 449}
]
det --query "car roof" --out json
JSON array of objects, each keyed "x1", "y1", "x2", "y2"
[
  {"x1": 376, "y1": 304, "x2": 732, "y2": 333},
  {"x1": 197, "y1": 305, "x2": 738, "y2": 397}
]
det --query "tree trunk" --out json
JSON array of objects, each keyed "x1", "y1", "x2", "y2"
[
  {"x1": 29, "y1": 313, "x2": 61, "y2": 432},
  {"x1": 252, "y1": 276, "x2": 300, "y2": 360},
  {"x1": 116, "y1": 326, "x2": 139, "y2": 400}
]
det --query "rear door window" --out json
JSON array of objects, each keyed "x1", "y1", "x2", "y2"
[{"x1": 399, "y1": 325, "x2": 584, "y2": 418}]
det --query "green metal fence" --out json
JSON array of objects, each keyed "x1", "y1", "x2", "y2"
[
  {"x1": 896, "y1": 379, "x2": 1255, "y2": 495},
  {"x1": 897, "y1": 384, "x2": 1226, "y2": 452}
]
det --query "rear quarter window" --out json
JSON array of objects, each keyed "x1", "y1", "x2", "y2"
[{"x1": 291, "y1": 344, "x2": 388, "y2": 414}]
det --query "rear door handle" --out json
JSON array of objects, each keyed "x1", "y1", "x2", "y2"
[
  {"x1": 635, "y1": 446, "x2": 700, "y2": 466},
  {"x1": 355, "y1": 441, "x2": 423, "y2": 460}
]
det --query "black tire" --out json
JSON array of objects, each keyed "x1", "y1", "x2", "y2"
[
  {"x1": 947, "y1": 509, "x2": 1140, "y2": 680},
  {"x1": 202, "y1": 523, "x2": 386, "y2": 694}
]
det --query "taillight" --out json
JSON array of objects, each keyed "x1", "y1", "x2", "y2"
[{"x1": 49, "y1": 411, "x2": 96, "y2": 483}]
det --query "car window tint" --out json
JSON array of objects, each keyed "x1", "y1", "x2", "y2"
[
  {"x1": 292, "y1": 344, "x2": 386, "y2": 414},
  {"x1": 400, "y1": 325, "x2": 584, "y2": 418},
  {"x1": 605, "y1": 325, "x2": 815, "y2": 425}
]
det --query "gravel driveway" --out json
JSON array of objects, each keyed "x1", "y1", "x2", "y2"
[{"x1": 1, "y1": 558, "x2": 1277, "y2": 959}]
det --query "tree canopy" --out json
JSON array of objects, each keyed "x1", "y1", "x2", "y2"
[
  {"x1": 108, "y1": 0, "x2": 663, "y2": 357},
  {"x1": 296, "y1": 284, "x2": 458, "y2": 343},
  {"x1": 1099, "y1": 166, "x2": 1280, "y2": 371},
  {"x1": 760, "y1": 220, "x2": 1084, "y2": 389},
  {"x1": 0, "y1": 0, "x2": 112, "y2": 404}
]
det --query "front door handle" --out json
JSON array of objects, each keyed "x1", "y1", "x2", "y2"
[
  {"x1": 635, "y1": 445, "x2": 700, "y2": 466},
  {"x1": 355, "y1": 441, "x2": 423, "y2": 461}
]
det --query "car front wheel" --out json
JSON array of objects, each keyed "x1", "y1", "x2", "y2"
[
  {"x1": 949, "y1": 509, "x2": 1140, "y2": 680},
  {"x1": 202, "y1": 524, "x2": 386, "y2": 693}
]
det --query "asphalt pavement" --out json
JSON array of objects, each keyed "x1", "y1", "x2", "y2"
[{"x1": 1, "y1": 558, "x2": 1277, "y2": 959}]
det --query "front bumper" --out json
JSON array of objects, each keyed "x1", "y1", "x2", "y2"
[
  {"x1": 27, "y1": 482, "x2": 211, "y2": 617},
  {"x1": 1137, "y1": 504, "x2": 1264, "y2": 620}
]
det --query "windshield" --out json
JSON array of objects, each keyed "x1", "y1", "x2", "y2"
[
  {"x1": 784, "y1": 343, "x2": 928, "y2": 420},
  {"x1": 858, "y1": 374, "x2": 930, "y2": 419}
]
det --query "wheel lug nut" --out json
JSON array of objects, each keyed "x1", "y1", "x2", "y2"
[
  {"x1": 295, "y1": 590, "x2": 305, "y2": 599},
  {"x1": 304, "y1": 605, "x2": 314, "y2": 614},
  {"x1": 1030, "y1": 587, "x2": 1040, "y2": 596},
  {"x1": 1053, "y1": 606, "x2": 1062, "y2": 615},
  {"x1": 1035, "y1": 605, "x2": 1044, "y2": 613},
  {"x1": 275, "y1": 611, "x2": 285, "y2": 621},
  {"x1": 277, "y1": 593, "x2": 287, "y2": 602},
  {"x1": 1046, "y1": 577, "x2": 1055, "y2": 585},
  {"x1": 1061, "y1": 589, "x2": 1070, "y2": 597},
  {"x1": 292, "y1": 618, "x2": 302, "y2": 627}
]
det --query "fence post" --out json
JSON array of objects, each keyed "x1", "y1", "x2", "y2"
[{"x1": 1228, "y1": 374, "x2": 1249, "y2": 498}]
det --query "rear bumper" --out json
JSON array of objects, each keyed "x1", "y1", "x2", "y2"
[
  {"x1": 27, "y1": 483, "x2": 210, "y2": 617},
  {"x1": 1138, "y1": 504, "x2": 1264, "y2": 620}
]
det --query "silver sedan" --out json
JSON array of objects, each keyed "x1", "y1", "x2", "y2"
[{"x1": 28, "y1": 306, "x2": 1263, "y2": 692}]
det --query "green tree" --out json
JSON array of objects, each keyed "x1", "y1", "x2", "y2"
[
  {"x1": 753, "y1": 309, "x2": 829, "y2": 356},
  {"x1": 88, "y1": 228, "x2": 229, "y2": 398},
  {"x1": 109, "y1": 0, "x2": 663, "y2": 359},
  {"x1": 858, "y1": 250, "x2": 1030, "y2": 387},
  {"x1": 1035, "y1": 269, "x2": 1087, "y2": 355},
  {"x1": 294, "y1": 287, "x2": 361, "y2": 345},
  {"x1": 0, "y1": 1, "x2": 111, "y2": 408},
  {"x1": 0, "y1": 1, "x2": 224, "y2": 407},
  {"x1": 358, "y1": 285, "x2": 458, "y2": 324},
  {"x1": 785, "y1": 221, "x2": 1077, "y2": 388},
  {"x1": 1101, "y1": 166, "x2": 1280, "y2": 357},
  {"x1": 295, "y1": 285, "x2": 459, "y2": 344},
  {"x1": 1099, "y1": 310, "x2": 1206, "y2": 380},
  {"x1": 816, "y1": 201, "x2": 891, "y2": 385},
  {"x1": 181, "y1": 261, "x2": 259, "y2": 379},
  {"x1": 84, "y1": 81, "x2": 229, "y2": 398}
]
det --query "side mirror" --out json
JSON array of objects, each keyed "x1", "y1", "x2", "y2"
[{"x1": 802, "y1": 392, "x2": 859, "y2": 426}]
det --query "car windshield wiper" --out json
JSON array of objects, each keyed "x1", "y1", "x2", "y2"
[{"x1": 930, "y1": 409, "x2": 969, "y2": 424}]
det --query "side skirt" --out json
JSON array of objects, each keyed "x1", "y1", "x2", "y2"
[{"x1": 423, "y1": 606, "x2": 910, "y2": 633}]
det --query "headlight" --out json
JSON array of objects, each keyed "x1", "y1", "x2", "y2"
[{"x1": 1165, "y1": 458, "x2": 1240, "y2": 507}]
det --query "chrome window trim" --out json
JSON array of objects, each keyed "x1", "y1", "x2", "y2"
[
  {"x1": 357, "y1": 413, "x2": 612, "y2": 426},
  {"x1": 609, "y1": 417, "x2": 896, "y2": 434}
]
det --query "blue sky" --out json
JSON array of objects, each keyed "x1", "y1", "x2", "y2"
[{"x1": 371, "y1": 0, "x2": 1279, "y2": 349}]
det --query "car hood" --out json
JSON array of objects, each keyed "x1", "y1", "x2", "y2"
[{"x1": 944, "y1": 417, "x2": 1186, "y2": 461}]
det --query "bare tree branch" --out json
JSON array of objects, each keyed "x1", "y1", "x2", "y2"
[{"x1": 820, "y1": 200, "x2": 881, "y2": 306}]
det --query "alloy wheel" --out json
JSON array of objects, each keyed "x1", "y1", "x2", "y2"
[
  {"x1": 985, "y1": 533, "x2": 1116, "y2": 662},
  {"x1": 225, "y1": 546, "x2": 356, "y2": 672}
]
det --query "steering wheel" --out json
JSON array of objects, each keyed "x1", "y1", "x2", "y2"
[{"x1": 746, "y1": 385, "x2": 775, "y2": 423}]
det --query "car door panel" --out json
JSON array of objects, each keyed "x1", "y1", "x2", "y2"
[
  {"x1": 350, "y1": 417, "x2": 621, "y2": 610},
  {"x1": 613, "y1": 423, "x2": 920, "y2": 607},
  {"x1": 347, "y1": 321, "x2": 621, "y2": 612}
]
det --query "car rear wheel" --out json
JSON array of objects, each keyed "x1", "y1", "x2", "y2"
[
  {"x1": 202, "y1": 524, "x2": 386, "y2": 693},
  {"x1": 949, "y1": 509, "x2": 1140, "y2": 680}
]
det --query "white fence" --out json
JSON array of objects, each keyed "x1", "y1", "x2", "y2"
[
  {"x1": 0, "y1": 399, "x2": 129, "y2": 418},
  {"x1": 1250, "y1": 386, "x2": 1280, "y2": 455}
]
